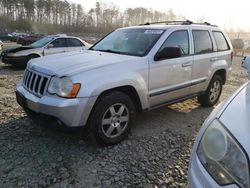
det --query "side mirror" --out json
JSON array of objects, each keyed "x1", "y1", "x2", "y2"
[
  {"x1": 47, "y1": 44, "x2": 53, "y2": 49},
  {"x1": 154, "y1": 47, "x2": 182, "y2": 61}
]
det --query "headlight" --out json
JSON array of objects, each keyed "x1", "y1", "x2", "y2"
[
  {"x1": 48, "y1": 76, "x2": 81, "y2": 98},
  {"x1": 197, "y1": 119, "x2": 249, "y2": 188}
]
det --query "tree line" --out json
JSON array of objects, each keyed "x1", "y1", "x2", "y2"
[{"x1": 0, "y1": 0, "x2": 185, "y2": 34}]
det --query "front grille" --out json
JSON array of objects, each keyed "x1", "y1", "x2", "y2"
[{"x1": 22, "y1": 69, "x2": 50, "y2": 97}]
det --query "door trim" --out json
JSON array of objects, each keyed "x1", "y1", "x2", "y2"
[{"x1": 149, "y1": 77, "x2": 207, "y2": 97}]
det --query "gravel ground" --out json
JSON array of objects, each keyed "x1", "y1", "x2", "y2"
[{"x1": 0, "y1": 57, "x2": 248, "y2": 188}]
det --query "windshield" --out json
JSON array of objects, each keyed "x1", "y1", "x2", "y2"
[
  {"x1": 30, "y1": 37, "x2": 53, "y2": 48},
  {"x1": 90, "y1": 28, "x2": 165, "y2": 56}
]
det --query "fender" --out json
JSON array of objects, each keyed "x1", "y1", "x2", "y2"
[{"x1": 73, "y1": 64, "x2": 150, "y2": 110}]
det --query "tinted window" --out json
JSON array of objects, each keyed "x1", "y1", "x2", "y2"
[
  {"x1": 213, "y1": 31, "x2": 229, "y2": 51},
  {"x1": 68, "y1": 38, "x2": 84, "y2": 47},
  {"x1": 192, "y1": 30, "x2": 213, "y2": 54},
  {"x1": 160, "y1": 30, "x2": 189, "y2": 55},
  {"x1": 51, "y1": 38, "x2": 67, "y2": 48}
]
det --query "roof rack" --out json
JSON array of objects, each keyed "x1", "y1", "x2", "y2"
[
  {"x1": 141, "y1": 20, "x2": 193, "y2": 25},
  {"x1": 140, "y1": 20, "x2": 217, "y2": 27}
]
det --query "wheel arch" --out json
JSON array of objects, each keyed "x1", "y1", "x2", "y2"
[
  {"x1": 93, "y1": 85, "x2": 143, "y2": 113},
  {"x1": 28, "y1": 53, "x2": 41, "y2": 58},
  {"x1": 213, "y1": 69, "x2": 226, "y2": 85}
]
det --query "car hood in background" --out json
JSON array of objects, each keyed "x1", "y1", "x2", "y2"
[
  {"x1": 2, "y1": 46, "x2": 35, "y2": 54},
  {"x1": 219, "y1": 81, "x2": 250, "y2": 154},
  {"x1": 28, "y1": 50, "x2": 140, "y2": 76}
]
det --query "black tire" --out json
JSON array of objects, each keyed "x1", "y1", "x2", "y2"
[
  {"x1": 89, "y1": 91, "x2": 135, "y2": 145},
  {"x1": 198, "y1": 75, "x2": 223, "y2": 107}
]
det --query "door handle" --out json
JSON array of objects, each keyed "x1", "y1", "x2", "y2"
[
  {"x1": 182, "y1": 62, "x2": 193, "y2": 67},
  {"x1": 210, "y1": 57, "x2": 218, "y2": 62}
]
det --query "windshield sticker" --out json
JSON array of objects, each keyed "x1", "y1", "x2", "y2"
[{"x1": 144, "y1": 30, "x2": 164, "y2": 34}]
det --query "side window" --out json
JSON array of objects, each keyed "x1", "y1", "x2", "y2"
[
  {"x1": 160, "y1": 30, "x2": 189, "y2": 56},
  {"x1": 51, "y1": 38, "x2": 67, "y2": 48},
  {"x1": 213, "y1": 31, "x2": 230, "y2": 51},
  {"x1": 192, "y1": 30, "x2": 213, "y2": 54},
  {"x1": 68, "y1": 38, "x2": 84, "y2": 47}
]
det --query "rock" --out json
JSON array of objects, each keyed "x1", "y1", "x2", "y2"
[
  {"x1": 57, "y1": 156, "x2": 63, "y2": 162},
  {"x1": 100, "y1": 161, "x2": 106, "y2": 167},
  {"x1": 103, "y1": 180, "x2": 111, "y2": 186},
  {"x1": 62, "y1": 172, "x2": 70, "y2": 179},
  {"x1": 3, "y1": 165, "x2": 14, "y2": 174},
  {"x1": 147, "y1": 173, "x2": 156, "y2": 181},
  {"x1": 50, "y1": 163, "x2": 56, "y2": 168},
  {"x1": 165, "y1": 177, "x2": 174, "y2": 184},
  {"x1": 91, "y1": 169, "x2": 97, "y2": 174},
  {"x1": 59, "y1": 167, "x2": 67, "y2": 173}
]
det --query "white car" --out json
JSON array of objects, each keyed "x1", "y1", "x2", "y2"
[
  {"x1": 188, "y1": 57, "x2": 250, "y2": 188},
  {"x1": 1, "y1": 34, "x2": 90, "y2": 67},
  {"x1": 0, "y1": 40, "x2": 3, "y2": 51}
]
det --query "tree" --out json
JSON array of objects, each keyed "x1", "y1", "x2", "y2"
[{"x1": 0, "y1": 0, "x2": 185, "y2": 34}]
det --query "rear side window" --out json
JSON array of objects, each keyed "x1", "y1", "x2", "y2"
[
  {"x1": 51, "y1": 38, "x2": 67, "y2": 48},
  {"x1": 213, "y1": 31, "x2": 230, "y2": 51},
  {"x1": 192, "y1": 30, "x2": 213, "y2": 54},
  {"x1": 68, "y1": 38, "x2": 84, "y2": 47},
  {"x1": 160, "y1": 30, "x2": 189, "y2": 55}
]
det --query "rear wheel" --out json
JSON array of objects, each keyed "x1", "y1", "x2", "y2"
[
  {"x1": 89, "y1": 92, "x2": 135, "y2": 145},
  {"x1": 198, "y1": 75, "x2": 223, "y2": 107}
]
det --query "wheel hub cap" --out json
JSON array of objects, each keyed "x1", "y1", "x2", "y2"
[
  {"x1": 101, "y1": 103, "x2": 129, "y2": 138},
  {"x1": 112, "y1": 116, "x2": 121, "y2": 127}
]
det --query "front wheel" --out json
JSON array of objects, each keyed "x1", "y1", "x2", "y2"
[
  {"x1": 89, "y1": 92, "x2": 135, "y2": 145},
  {"x1": 27, "y1": 54, "x2": 39, "y2": 63},
  {"x1": 198, "y1": 75, "x2": 223, "y2": 107}
]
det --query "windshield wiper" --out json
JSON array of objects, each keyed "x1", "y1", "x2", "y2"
[{"x1": 97, "y1": 49, "x2": 122, "y2": 54}]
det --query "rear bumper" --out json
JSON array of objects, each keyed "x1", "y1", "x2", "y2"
[{"x1": 16, "y1": 82, "x2": 97, "y2": 127}]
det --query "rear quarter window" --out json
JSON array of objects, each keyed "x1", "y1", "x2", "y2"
[
  {"x1": 213, "y1": 31, "x2": 230, "y2": 51},
  {"x1": 192, "y1": 30, "x2": 213, "y2": 54},
  {"x1": 67, "y1": 38, "x2": 84, "y2": 47}
]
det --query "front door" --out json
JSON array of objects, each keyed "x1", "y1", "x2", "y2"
[
  {"x1": 43, "y1": 38, "x2": 68, "y2": 56},
  {"x1": 149, "y1": 30, "x2": 193, "y2": 107}
]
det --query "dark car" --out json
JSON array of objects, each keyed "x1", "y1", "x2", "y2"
[
  {"x1": 17, "y1": 34, "x2": 44, "y2": 45},
  {"x1": 0, "y1": 33, "x2": 16, "y2": 42}
]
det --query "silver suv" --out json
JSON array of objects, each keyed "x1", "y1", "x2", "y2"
[{"x1": 16, "y1": 21, "x2": 233, "y2": 145}]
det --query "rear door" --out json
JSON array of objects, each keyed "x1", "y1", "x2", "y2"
[
  {"x1": 149, "y1": 29, "x2": 193, "y2": 107},
  {"x1": 190, "y1": 29, "x2": 217, "y2": 94},
  {"x1": 66, "y1": 38, "x2": 86, "y2": 52},
  {"x1": 43, "y1": 38, "x2": 68, "y2": 56}
]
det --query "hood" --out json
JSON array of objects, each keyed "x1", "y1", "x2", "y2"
[
  {"x1": 28, "y1": 50, "x2": 140, "y2": 76},
  {"x1": 219, "y1": 81, "x2": 250, "y2": 154},
  {"x1": 3, "y1": 46, "x2": 34, "y2": 53}
]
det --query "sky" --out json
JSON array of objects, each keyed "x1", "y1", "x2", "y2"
[{"x1": 69, "y1": 0, "x2": 250, "y2": 31}]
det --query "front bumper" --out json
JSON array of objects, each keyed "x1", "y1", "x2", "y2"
[
  {"x1": 1, "y1": 55, "x2": 28, "y2": 66},
  {"x1": 16, "y1": 82, "x2": 97, "y2": 127},
  {"x1": 188, "y1": 154, "x2": 237, "y2": 188}
]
